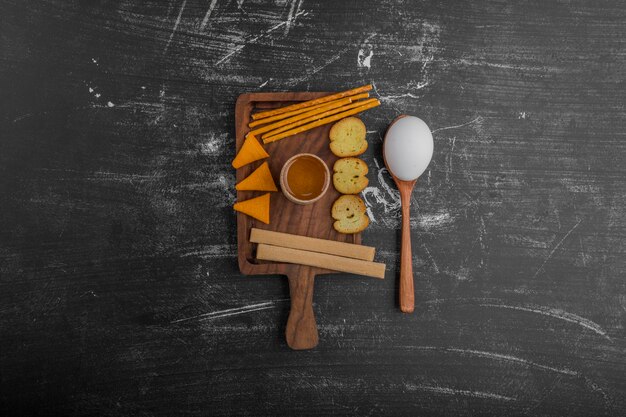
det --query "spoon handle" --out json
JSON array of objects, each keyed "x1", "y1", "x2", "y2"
[{"x1": 399, "y1": 184, "x2": 415, "y2": 313}]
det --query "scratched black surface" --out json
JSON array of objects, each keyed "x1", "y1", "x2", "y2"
[{"x1": 1, "y1": 0, "x2": 625, "y2": 416}]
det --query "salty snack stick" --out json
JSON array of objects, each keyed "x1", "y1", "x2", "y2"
[
  {"x1": 249, "y1": 96, "x2": 355, "y2": 137},
  {"x1": 251, "y1": 84, "x2": 373, "y2": 120},
  {"x1": 248, "y1": 93, "x2": 369, "y2": 128},
  {"x1": 263, "y1": 99, "x2": 381, "y2": 144},
  {"x1": 250, "y1": 228, "x2": 375, "y2": 261},
  {"x1": 256, "y1": 244, "x2": 385, "y2": 279},
  {"x1": 260, "y1": 98, "x2": 377, "y2": 140}
]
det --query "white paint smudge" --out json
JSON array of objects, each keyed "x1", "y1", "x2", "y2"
[
  {"x1": 283, "y1": 0, "x2": 303, "y2": 36},
  {"x1": 560, "y1": 179, "x2": 600, "y2": 193},
  {"x1": 446, "y1": 347, "x2": 577, "y2": 375},
  {"x1": 379, "y1": 91, "x2": 423, "y2": 101},
  {"x1": 87, "y1": 84, "x2": 102, "y2": 100},
  {"x1": 89, "y1": 171, "x2": 165, "y2": 184},
  {"x1": 362, "y1": 158, "x2": 455, "y2": 231},
  {"x1": 182, "y1": 174, "x2": 236, "y2": 204},
  {"x1": 181, "y1": 244, "x2": 237, "y2": 259},
  {"x1": 458, "y1": 58, "x2": 562, "y2": 73},
  {"x1": 357, "y1": 47, "x2": 373, "y2": 69},
  {"x1": 418, "y1": 212, "x2": 453, "y2": 230},
  {"x1": 424, "y1": 296, "x2": 611, "y2": 340},
  {"x1": 445, "y1": 267, "x2": 470, "y2": 281},
  {"x1": 373, "y1": 81, "x2": 428, "y2": 103},
  {"x1": 404, "y1": 345, "x2": 578, "y2": 376},
  {"x1": 432, "y1": 116, "x2": 483, "y2": 134},
  {"x1": 80, "y1": 290, "x2": 98, "y2": 298},
  {"x1": 171, "y1": 299, "x2": 289, "y2": 323},
  {"x1": 286, "y1": 49, "x2": 345, "y2": 86},
  {"x1": 364, "y1": 202, "x2": 376, "y2": 225},
  {"x1": 286, "y1": 33, "x2": 377, "y2": 87},
  {"x1": 396, "y1": 22, "x2": 440, "y2": 63},
  {"x1": 424, "y1": 297, "x2": 502, "y2": 306},
  {"x1": 532, "y1": 219, "x2": 583, "y2": 278},
  {"x1": 163, "y1": 0, "x2": 187, "y2": 54},
  {"x1": 215, "y1": 10, "x2": 309, "y2": 65},
  {"x1": 361, "y1": 159, "x2": 400, "y2": 226},
  {"x1": 404, "y1": 383, "x2": 515, "y2": 402},
  {"x1": 422, "y1": 244, "x2": 440, "y2": 273},
  {"x1": 199, "y1": 0, "x2": 219, "y2": 31},
  {"x1": 479, "y1": 303, "x2": 610, "y2": 340},
  {"x1": 200, "y1": 132, "x2": 229, "y2": 155}
]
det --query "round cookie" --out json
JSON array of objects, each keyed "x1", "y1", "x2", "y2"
[
  {"x1": 332, "y1": 157, "x2": 369, "y2": 194},
  {"x1": 329, "y1": 117, "x2": 367, "y2": 157},
  {"x1": 331, "y1": 195, "x2": 370, "y2": 234}
]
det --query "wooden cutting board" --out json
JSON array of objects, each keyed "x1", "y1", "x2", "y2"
[{"x1": 235, "y1": 92, "x2": 362, "y2": 350}]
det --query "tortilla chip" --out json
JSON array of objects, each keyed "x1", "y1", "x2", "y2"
[
  {"x1": 233, "y1": 193, "x2": 270, "y2": 224},
  {"x1": 232, "y1": 134, "x2": 269, "y2": 169},
  {"x1": 235, "y1": 162, "x2": 277, "y2": 192}
]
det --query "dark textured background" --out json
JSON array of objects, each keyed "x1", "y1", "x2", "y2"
[{"x1": 1, "y1": 0, "x2": 625, "y2": 415}]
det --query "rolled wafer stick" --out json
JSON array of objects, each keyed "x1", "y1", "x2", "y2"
[
  {"x1": 260, "y1": 98, "x2": 378, "y2": 139},
  {"x1": 250, "y1": 228, "x2": 375, "y2": 261},
  {"x1": 248, "y1": 93, "x2": 368, "y2": 128},
  {"x1": 251, "y1": 84, "x2": 373, "y2": 120},
  {"x1": 249, "y1": 96, "x2": 356, "y2": 137},
  {"x1": 263, "y1": 99, "x2": 381, "y2": 144},
  {"x1": 256, "y1": 244, "x2": 385, "y2": 279}
]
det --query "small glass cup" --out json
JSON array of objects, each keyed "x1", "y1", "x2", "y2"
[{"x1": 279, "y1": 153, "x2": 330, "y2": 205}]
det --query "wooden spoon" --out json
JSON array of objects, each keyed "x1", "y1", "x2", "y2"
[{"x1": 383, "y1": 115, "x2": 434, "y2": 313}]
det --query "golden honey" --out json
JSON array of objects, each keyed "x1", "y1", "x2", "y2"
[{"x1": 286, "y1": 155, "x2": 327, "y2": 200}]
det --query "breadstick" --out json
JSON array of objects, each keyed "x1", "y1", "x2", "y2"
[
  {"x1": 263, "y1": 99, "x2": 380, "y2": 144},
  {"x1": 260, "y1": 98, "x2": 378, "y2": 139},
  {"x1": 251, "y1": 84, "x2": 373, "y2": 120},
  {"x1": 249, "y1": 96, "x2": 355, "y2": 137},
  {"x1": 248, "y1": 93, "x2": 368, "y2": 128}
]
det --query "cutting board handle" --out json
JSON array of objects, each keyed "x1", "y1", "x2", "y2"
[{"x1": 285, "y1": 266, "x2": 318, "y2": 350}]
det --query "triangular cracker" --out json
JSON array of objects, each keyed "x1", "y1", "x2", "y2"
[
  {"x1": 235, "y1": 162, "x2": 278, "y2": 192},
  {"x1": 233, "y1": 193, "x2": 270, "y2": 224},
  {"x1": 232, "y1": 134, "x2": 269, "y2": 169}
]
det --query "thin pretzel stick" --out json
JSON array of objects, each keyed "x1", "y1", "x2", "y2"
[
  {"x1": 251, "y1": 84, "x2": 372, "y2": 120},
  {"x1": 263, "y1": 100, "x2": 380, "y2": 144},
  {"x1": 248, "y1": 93, "x2": 368, "y2": 128},
  {"x1": 260, "y1": 98, "x2": 378, "y2": 139},
  {"x1": 249, "y1": 97, "x2": 355, "y2": 137}
]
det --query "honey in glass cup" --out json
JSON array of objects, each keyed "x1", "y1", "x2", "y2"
[{"x1": 279, "y1": 153, "x2": 330, "y2": 205}]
